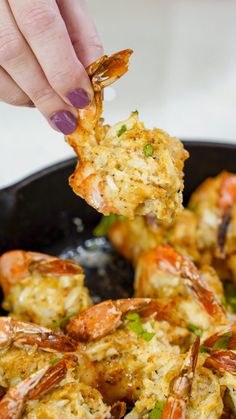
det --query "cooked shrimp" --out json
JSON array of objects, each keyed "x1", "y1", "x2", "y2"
[
  {"x1": 134, "y1": 244, "x2": 226, "y2": 327},
  {"x1": 106, "y1": 215, "x2": 167, "y2": 265},
  {"x1": 0, "y1": 317, "x2": 76, "y2": 352},
  {"x1": 0, "y1": 250, "x2": 91, "y2": 327},
  {"x1": 67, "y1": 50, "x2": 188, "y2": 221},
  {"x1": 125, "y1": 342, "x2": 223, "y2": 418},
  {"x1": 107, "y1": 209, "x2": 199, "y2": 266},
  {"x1": 0, "y1": 359, "x2": 67, "y2": 419},
  {"x1": 24, "y1": 381, "x2": 111, "y2": 419},
  {"x1": 67, "y1": 298, "x2": 153, "y2": 341},
  {"x1": 218, "y1": 173, "x2": 236, "y2": 257},
  {"x1": 72, "y1": 301, "x2": 190, "y2": 405},
  {"x1": 188, "y1": 171, "x2": 236, "y2": 279},
  {"x1": 162, "y1": 337, "x2": 200, "y2": 419}
]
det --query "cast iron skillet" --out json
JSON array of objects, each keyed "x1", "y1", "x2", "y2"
[{"x1": 0, "y1": 141, "x2": 236, "y2": 303}]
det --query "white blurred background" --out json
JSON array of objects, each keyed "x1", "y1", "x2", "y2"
[{"x1": 1, "y1": 0, "x2": 236, "y2": 188}]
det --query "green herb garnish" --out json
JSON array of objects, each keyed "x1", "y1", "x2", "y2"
[
  {"x1": 117, "y1": 124, "x2": 127, "y2": 137},
  {"x1": 149, "y1": 401, "x2": 165, "y2": 419},
  {"x1": 93, "y1": 215, "x2": 126, "y2": 237},
  {"x1": 212, "y1": 332, "x2": 233, "y2": 349},
  {"x1": 51, "y1": 312, "x2": 76, "y2": 329},
  {"x1": 224, "y1": 282, "x2": 236, "y2": 313},
  {"x1": 126, "y1": 313, "x2": 155, "y2": 342},
  {"x1": 143, "y1": 143, "x2": 154, "y2": 157},
  {"x1": 187, "y1": 323, "x2": 203, "y2": 337},
  {"x1": 199, "y1": 344, "x2": 210, "y2": 353},
  {"x1": 49, "y1": 358, "x2": 60, "y2": 366}
]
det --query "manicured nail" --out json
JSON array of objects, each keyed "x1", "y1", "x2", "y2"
[
  {"x1": 67, "y1": 88, "x2": 91, "y2": 109},
  {"x1": 50, "y1": 111, "x2": 77, "y2": 134}
]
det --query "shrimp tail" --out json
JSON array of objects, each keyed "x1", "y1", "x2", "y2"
[
  {"x1": 217, "y1": 211, "x2": 231, "y2": 258},
  {"x1": 162, "y1": 336, "x2": 200, "y2": 419},
  {"x1": 67, "y1": 298, "x2": 152, "y2": 341},
  {"x1": 217, "y1": 173, "x2": 236, "y2": 257},
  {"x1": 0, "y1": 317, "x2": 77, "y2": 352},
  {"x1": 88, "y1": 49, "x2": 133, "y2": 91},
  {"x1": 204, "y1": 350, "x2": 236, "y2": 375},
  {"x1": 0, "y1": 359, "x2": 67, "y2": 419}
]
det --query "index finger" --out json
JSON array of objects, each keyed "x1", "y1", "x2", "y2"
[
  {"x1": 9, "y1": 0, "x2": 93, "y2": 109},
  {"x1": 57, "y1": 0, "x2": 104, "y2": 68}
]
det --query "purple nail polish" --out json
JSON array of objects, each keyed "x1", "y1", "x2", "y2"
[
  {"x1": 50, "y1": 111, "x2": 77, "y2": 134},
  {"x1": 67, "y1": 88, "x2": 91, "y2": 109}
]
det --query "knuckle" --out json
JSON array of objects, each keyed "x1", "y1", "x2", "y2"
[
  {"x1": 87, "y1": 35, "x2": 103, "y2": 53},
  {"x1": 50, "y1": 68, "x2": 74, "y2": 87},
  {"x1": 20, "y1": 5, "x2": 58, "y2": 37},
  {"x1": 0, "y1": 93, "x2": 28, "y2": 107},
  {"x1": 30, "y1": 87, "x2": 55, "y2": 105},
  {"x1": 0, "y1": 30, "x2": 23, "y2": 63}
]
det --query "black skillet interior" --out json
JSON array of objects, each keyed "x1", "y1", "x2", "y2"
[{"x1": 0, "y1": 141, "x2": 236, "y2": 304}]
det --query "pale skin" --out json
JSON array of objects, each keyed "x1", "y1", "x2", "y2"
[{"x1": 0, "y1": 0, "x2": 103, "y2": 134}]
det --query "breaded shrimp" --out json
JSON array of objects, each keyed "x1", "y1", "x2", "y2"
[
  {"x1": 0, "y1": 250, "x2": 91, "y2": 327},
  {"x1": 67, "y1": 50, "x2": 188, "y2": 222}
]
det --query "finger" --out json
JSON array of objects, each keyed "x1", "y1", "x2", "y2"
[
  {"x1": 57, "y1": 0, "x2": 104, "y2": 67},
  {"x1": 0, "y1": 66, "x2": 33, "y2": 107},
  {"x1": 0, "y1": 0, "x2": 77, "y2": 134},
  {"x1": 9, "y1": 0, "x2": 94, "y2": 109}
]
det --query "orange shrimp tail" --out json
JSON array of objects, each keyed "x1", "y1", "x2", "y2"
[
  {"x1": 162, "y1": 398, "x2": 186, "y2": 419},
  {"x1": 67, "y1": 298, "x2": 152, "y2": 342},
  {"x1": 152, "y1": 244, "x2": 226, "y2": 323},
  {"x1": 0, "y1": 250, "x2": 55, "y2": 295},
  {"x1": 0, "y1": 360, "x2": 67, "y2": 419},
  {"x1": 28, "y1": 359, "x2": 67, "y2": 400},
  {"x1": 217, "y1": 173, "x2": 236, "y2": 257},
  {"x1": 162, "y1": 337, "x2": 200, "y2": 419},
  {"x1": 87, "y1": 49, "x2": 133, "y2": 91},
  {"x1": 204, "y1": 350, "x2": 236, "y2": 375},
  {"x1": 219, "y1": 172, "x2": 236, "y2": 212}
]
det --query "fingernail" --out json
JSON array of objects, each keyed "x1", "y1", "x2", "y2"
[
  {"x1": 50, "y1": 111, "x2": 78, "y2": 134},
  {"x1": 67, "y1": 88, "x2": 91, "y2": 109}
]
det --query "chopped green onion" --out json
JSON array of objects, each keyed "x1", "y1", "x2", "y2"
[
  {"x1": 224, "y1": 282, "x2": 236, "y2": 313},
  {"x1": 199, "y1": 344, "x2": 210, "y2": 353},
  {"x1": 117, "y1": 124, "x2": 127, "y2": 137},
  {"x1": 126, "y1": 312, "x2": 155, "y2": 342},
  {"x1": 51, "y1": 312, "x2": 76, "y2": 329},
  {"x1": 149, "y1": 401, "x2": 165, "y2": 419},
  {"x1": 142, "y1": 330, "x2": 155, "y2": 342},
  {"x1": 143, "y1": 143, "x2": 154, "y2": 157},
  {"x1": 93, "y1": 215, "x2": 126, "y2": 237},
  {"x1": 212, "y1": 332, "x2": 233, "y2": 349},
  {"x1": 200, "y1": 344, "x2": 213, "y2": 354},
  {"x1": 126, "y1": 313, "x2": 143, "y2": 334},
  {"x1": 49, "y1": 358, "x2": 60, "y2": 366},
  {"x1": 187, "y1": 323, "x2": 203, "y2": 337}
]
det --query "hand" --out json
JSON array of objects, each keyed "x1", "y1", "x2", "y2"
[{"x1": 0, "y1": 0, "x2": 103, "y2": 134}]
